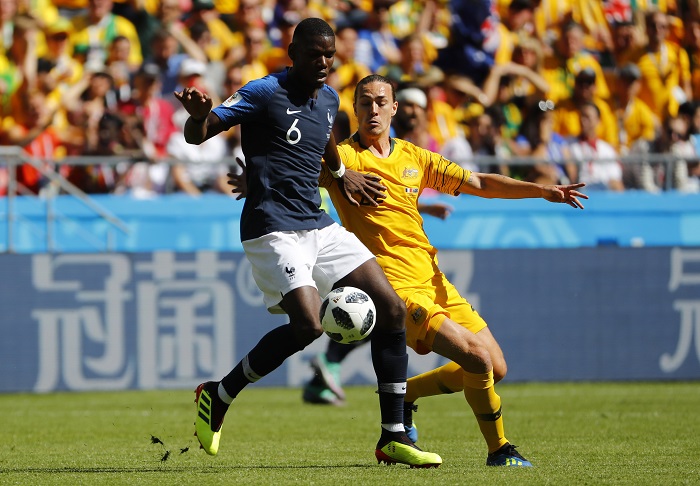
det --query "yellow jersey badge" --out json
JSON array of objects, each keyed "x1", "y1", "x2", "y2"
[{"x1": 402, "y1": 167, "x2": 420, "y2": 179}]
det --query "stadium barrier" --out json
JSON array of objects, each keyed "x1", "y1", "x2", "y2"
[
  {"x1": 1, "y1": 149, "x2": 699, "y2": 252},
  {"x1": 1, "y1": 247, "x2": 699, "y2": 393}
]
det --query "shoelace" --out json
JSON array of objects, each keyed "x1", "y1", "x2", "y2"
[{"x1": 500, "y1": 444, "x2": 524, "y2": 459}]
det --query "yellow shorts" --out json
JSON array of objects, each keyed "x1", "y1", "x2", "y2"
[{"x1": 397, "y1": 273, "x2": 487, "y2": 355}]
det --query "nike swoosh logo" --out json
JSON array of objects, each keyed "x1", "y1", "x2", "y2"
[{"x1": 287, "y1": 108, "x2": 302, "y2": 115}]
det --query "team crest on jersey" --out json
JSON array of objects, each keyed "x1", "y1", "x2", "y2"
[
  {"x1": 402, "y1": 167, "x2": 419, "y2": 179},
  {"x1": 223, "y1": 91, "x2": 242, "y2": 107}
]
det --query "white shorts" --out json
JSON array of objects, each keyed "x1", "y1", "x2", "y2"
[{"x1": 242, "y1": 223, "x2": 374, "y2": 313}]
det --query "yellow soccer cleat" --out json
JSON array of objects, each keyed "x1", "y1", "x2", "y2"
[
  {"x1": 194, "y1": 381, "x2": 227, "y2": 456},
  {"x1": 375, "y1": 440, "x2": 442, "y2": 468}
]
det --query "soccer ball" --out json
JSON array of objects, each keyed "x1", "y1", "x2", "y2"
[{"x1": 320, "y1": 286, "x2": 376, "y2": 344}]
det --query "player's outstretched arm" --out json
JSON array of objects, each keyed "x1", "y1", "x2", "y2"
[{"x1": 460, "y1": 172, "x2": 588, "y2": 209}]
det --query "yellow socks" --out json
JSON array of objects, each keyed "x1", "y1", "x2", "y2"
[
  {"x1": 463, "y1": 370, "x2": 508, "y2": 453},
  {"x1": 405, "y1": 364, "x2": 509, "y2": 454},
  {"x1": 405, "y1": 361, "x2": 463, "y2": 402}
]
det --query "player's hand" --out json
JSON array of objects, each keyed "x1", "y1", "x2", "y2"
[
  {"x1": 338, "y1": 169, "x2": 386, "y2": 207},
  {"x1": 173, "y1": 86, "x2": 213, "y2": 121},
  {"x1": 417, "y1": 201, "x2": 454, "y2": 220},
  {"x1": 541, "y1": 183, "x2": 588, "y2": 209},
  {"x1": 227, "y1": 157, "x2": 247, "y2": 200}
]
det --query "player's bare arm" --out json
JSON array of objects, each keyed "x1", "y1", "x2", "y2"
[
  {"x1": 461, "y1": 172, "x2": 588, "y2": 209},
  {"x1": 173, "y1": 86, "x2": 225, "y2": 144},
  {"x1": 324, "y1": 132, "x2": 386, "y2": 206}
]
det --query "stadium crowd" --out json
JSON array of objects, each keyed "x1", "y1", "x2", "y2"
[{"x1": 1, "y1": 0, "x2": 700, "y2": 197}]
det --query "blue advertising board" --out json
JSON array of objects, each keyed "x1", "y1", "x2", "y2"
[
  {"x1": 1, "y1": 191, "x2": 699, "y2": 253},
  {"x1": 1, "y1": 247, "x2": 698, "y2": 393}
]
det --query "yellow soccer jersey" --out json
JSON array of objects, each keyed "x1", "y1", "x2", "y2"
[{"x1": 321, "y1": 135, "x2": 470, "y2": 290}]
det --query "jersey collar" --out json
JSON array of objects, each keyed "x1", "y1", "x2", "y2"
[{"x1": 351, "y1": 132, "x2": 395, "y2": 154}]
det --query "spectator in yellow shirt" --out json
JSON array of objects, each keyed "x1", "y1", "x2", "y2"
[
  {"x1": 684, "y1": 17, "x2": 700, "y2": 101},
  {"x1": 185, "y1": 0, "x2": 242, "y2": 64},
  {"x1": 636, "y1": 10, "x2": 692, "y2": 118},
  {"x1": 542, "y1": 21, "x2": 610, "y2": 104},
  {"x1": 552, "y1": 67, "x2": 618, "y2": 148},
  {"x1": 611, "y1": 63, "x2": 658, "y2": 155},
  {"x1": 240, "y1": 26, "x2": 271, "y2": 83},
  {"x1": 427, "y1": 74, "x2": 486, "y2": 148},
  {"x1": 70, "y1": 0, "x2": 143, "y2": 67},
  {"x1": 611, "y1": 19, "x2": 642, "y2": 67},
  {"x1": 43, "y1": 17, "x2": 83, "y2": 88},
  {"x1": 494, "y1": 0, "x2": 536, "y2": 65}
]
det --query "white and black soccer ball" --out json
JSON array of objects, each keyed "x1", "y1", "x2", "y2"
[{"x1": 320, "y1": 286, "x2": 376, "y2": 344}]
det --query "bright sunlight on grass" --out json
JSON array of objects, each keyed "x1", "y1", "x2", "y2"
[{"x1": 1, "y1": 382, "x2": 698, "y2": 485}]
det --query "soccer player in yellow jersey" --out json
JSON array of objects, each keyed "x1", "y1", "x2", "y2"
[{"x1": 310, "y1": 74, "x2": 587, "y2": 467}]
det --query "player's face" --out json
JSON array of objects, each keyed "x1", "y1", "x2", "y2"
[
  {"x1": 290, "y1": 35, "x2": 336, "y2": 89},
  {"x1": 354, "y1": 81, "x2": 398, "y2": 137}
]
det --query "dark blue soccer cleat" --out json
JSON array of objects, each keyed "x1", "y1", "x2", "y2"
[{"x1": 486, "y1": 443, "x2": 533, "y2": 467}]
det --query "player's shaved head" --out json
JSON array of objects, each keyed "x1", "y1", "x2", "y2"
[{"x1": 293, "y1": 17, "x2": 335, "y2": 42}]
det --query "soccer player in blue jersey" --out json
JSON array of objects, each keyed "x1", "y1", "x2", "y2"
[{"x1": 173, "y1": 18, "x2": 442, "y2": 468}]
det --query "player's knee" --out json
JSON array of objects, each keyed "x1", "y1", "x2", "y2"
[
  {"x1": 492, "y1": 358, "x2": 507, "y2": 383},
  {"x1": 292, "y1": 320, "x2": 324, "y2": 347},
  {"x1": 375, "y1": 294, "x2": 406, "y2": 332},
  {"x1": 471, "y1": 344, "x2": 493, "y2": 371}
]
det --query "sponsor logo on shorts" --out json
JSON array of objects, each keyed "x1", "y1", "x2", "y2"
[{"x1": 411, "y1": 307, "x2": 424, "y2": 323}]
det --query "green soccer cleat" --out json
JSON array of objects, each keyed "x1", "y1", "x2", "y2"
[
  {"x1": 194, "y1": 381, "x2": 228, "y2": 456},
  {"x1": 310, "y1": 354, "x2": 345, "y2": 401},
  {"x1": 302, "y1": 383, "x2": 345, "y2": 406},
  {"x1": 375, "y1": 439, "x2": 442, "y2": 468}
]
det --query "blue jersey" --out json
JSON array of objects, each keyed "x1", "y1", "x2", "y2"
[{"x1": 212, "y1": 69, "x2": 338, "y2": 241}]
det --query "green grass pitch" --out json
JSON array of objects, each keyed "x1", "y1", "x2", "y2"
[{"x1": 1, "y1": 382, "x2": 698, "y2": 485}]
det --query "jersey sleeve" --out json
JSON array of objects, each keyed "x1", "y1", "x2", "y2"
[
  {"x1": 211, "y1": 77, "x2": 276, "y2": 129},
  {"x1": 419, "y1": 146, "x2": 472, "y2": 196}
]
